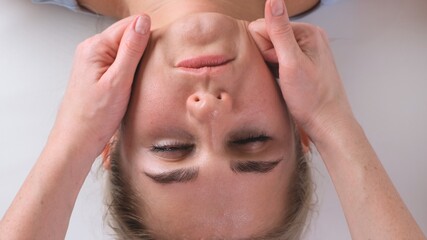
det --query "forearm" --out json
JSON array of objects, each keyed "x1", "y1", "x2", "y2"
[
  {"x1": 0, "y1": 14, "x2": 150, "y2": 240},
  {"x1": 0, "y1": 131, "x2": 96, "y2": 240},
  {"x1": 315, "y1": 117, "x2": 426, "y2": 239},
  {"x1": 251, "y1": 1, "x2": 425, "y2": 237}
]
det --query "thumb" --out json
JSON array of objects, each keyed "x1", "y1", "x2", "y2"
[
  {"x1": 265, "y1": 0, "x2": 300, "y2": 64},
  {"x1": 108, "y1": 15, "x2": 151, "y2": 81},
  {"x1": 248, "y1": 19, "x2": 278, "y2": 63}
]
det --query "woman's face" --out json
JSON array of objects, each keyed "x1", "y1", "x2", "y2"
[{"x1": 120, "y1": 13, "x2": 297, "y2": 238}]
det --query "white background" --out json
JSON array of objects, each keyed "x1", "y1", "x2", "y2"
[{"x1": 1, "y1": 0, "x2": 426, "y2": 239}]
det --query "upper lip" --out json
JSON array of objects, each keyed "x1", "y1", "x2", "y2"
[{"x1": 176, "y1": 55, "x2": 234, "y2": 69}]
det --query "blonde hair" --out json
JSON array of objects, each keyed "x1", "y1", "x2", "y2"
[{"x1": 104, "y1": 125, "x2": 313, "y2": 240}]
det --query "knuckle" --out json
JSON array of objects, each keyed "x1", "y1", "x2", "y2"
[
  {"x1": 305, "y1": 24, "x2": 327, "y2": 40},
  {"x1": 123, "y1": 37, "x2": 144, "y2": 57},
  {"x1": 269, "y1": 22, "x2": 294, "y2": 38},
  {"x1": 294, "y1": 23, "x2": 327, "y2": 48},
  {"x1": 248, "y1": 19, "x2": 265, "y2": 32},
  {"x1": 316, "y1": 26, "x2": 326, "y2": 36},
  {"x1": 75, "y1": 34, "x2": 117, "y2": 63},
  {"x1": 124, "y1": 41, "x2": 139, "y2": 56},
  {"x1": 279, "y1": 55, "x2": 299, "y2": 71},
  {"x1": 316, "y1": 26, "x2": 329, "y2": 41},
  {"x1": 300, "y1": 24, "x2": 318, "y2": 37},
  {"x1": 76, "y1": 34, "x2": 102, "y2": 57}
]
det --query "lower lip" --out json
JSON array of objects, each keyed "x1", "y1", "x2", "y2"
[{"x1": 176, "y1": 55, "x2": 232, "y2": 69}]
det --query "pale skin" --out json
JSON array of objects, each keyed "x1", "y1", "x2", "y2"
[
  {"x1": 122, "y1": 11, "x2": 296, "y2": 238},
  {"x1": 0, "y1": 0, "x2": 426, "y2": 240}
]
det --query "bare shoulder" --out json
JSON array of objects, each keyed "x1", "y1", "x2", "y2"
[
  {"x1": 77, "y1": 0, "x2": 128, "y2": 18},
  {"x1": 77, "y1": 0, "x2": 320, "y2": 19}
]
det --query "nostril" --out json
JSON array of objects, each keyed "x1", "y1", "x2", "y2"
[
  {"x1": 192, "y1": 96, "x2": 200, "y2": 102},
  {"x1": 217, "y1": 94, "x2": 222, "y2": 100}
]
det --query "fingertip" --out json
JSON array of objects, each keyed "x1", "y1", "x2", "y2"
[
  {"x1": 248, "y1": 18, "x2": 264, "y2": 32},
  {"x1": 270, "y1": 0, "x2": 285, "y2": 17},
  {"x1": 265, "y1": 0, "x2": 290, "y2": 19},
  {"x1": 134, "y1": 14, "x2": 151, "y2": 35},
  {"x1": 249, "y1": 18, "x2": 265, "y2": 25},
  {"x1": 247, "y1": 22, "x2": 257, "y2": 34}
]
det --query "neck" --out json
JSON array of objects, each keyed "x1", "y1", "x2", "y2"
[{"x1": 123, "y1": 0, "x2": 265, "y2": 29}]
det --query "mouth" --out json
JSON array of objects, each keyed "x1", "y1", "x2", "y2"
[{"x1": 176, "y1": 55, "x2": 234, "y2": 69}]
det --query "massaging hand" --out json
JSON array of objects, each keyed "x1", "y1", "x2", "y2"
[
  {"x1": 249, "y1": 0, "x2": 354, "y2": 144},
  {"x1": 51, "y1": 15, "x2": 151, "y2": 159}
]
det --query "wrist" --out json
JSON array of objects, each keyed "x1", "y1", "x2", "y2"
[
  {"x1": 307, "y1": 106, "x2": 361, "y2": 150},
  {"x1": 46, "y1": 125, "x2": 102, "y2": 164}
]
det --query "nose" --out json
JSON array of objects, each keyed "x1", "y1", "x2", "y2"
[{"x1": 186, "y1": 91, "x2": 232, "y2": 123}]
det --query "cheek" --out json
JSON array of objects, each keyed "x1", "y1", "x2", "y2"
[
  {"x1": 239, "y1": 74, "x2": 290, "y2": 132},
  {"x1": 128, "y1": 69, "x2": 184, "y2": 131},
  {"x1": 131, "y1": 41, "x2": 184, "y2": 120}
]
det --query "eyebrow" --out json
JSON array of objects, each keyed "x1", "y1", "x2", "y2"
[
  {"x1": 144, "y1": 167, "x2": 199, "y2": 184},
  {"x1": 144, "y1": 159, "x2": 282, "y2": 184},
  {"x1": 230, "y1": 160, "x2": 282, "y2": 173}
]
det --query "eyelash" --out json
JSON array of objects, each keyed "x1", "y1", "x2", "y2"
[
  {"x1": 232, "y1": 134, "x2": 272, "y2": 145},
  {"x1": 150, "y1": 134, "x2": 271, "y2": 152},
  {"x1": 150, "y1": 143, "x2": 194, "y2": 152}
]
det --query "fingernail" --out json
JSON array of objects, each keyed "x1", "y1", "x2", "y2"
[
  {"x1": 135, "y1": 15, "x2": 150, "y2": 35},
  {"x1": 271, "y1": 0, "x2": 285, "y2": 16}
]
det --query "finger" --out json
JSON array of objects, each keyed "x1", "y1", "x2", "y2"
[
  {"x1": 74, "y1": 15, "x2": 139, "y2": 71},
  {"x1": 106, "y1": 15, "x2": 151, "y2": 84},
  {"x1": 97, "y1": 16, "x2": 138, "y2": 50},
  {"x1": 265, "y1": 0, "x2": 300, "y2": 64},
  {"x1": 290, "y1": 22, "x2": 329, "y2": 61},
  {"x1": 248, "y1": 19, "x2": 278, "y2": 63}
]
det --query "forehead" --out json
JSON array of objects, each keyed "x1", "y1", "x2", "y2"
[{"x1": 133, "y1": 159, "x2": 295, "y2": 239}]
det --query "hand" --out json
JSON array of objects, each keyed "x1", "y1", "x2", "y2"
[
  {"x1": 249, "y1": 0, "x2": 354, "y2": 144},
  {"x1": 51, "y1": 15, "x2": 151, "y2": 159}
]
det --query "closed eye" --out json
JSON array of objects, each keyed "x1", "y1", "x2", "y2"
[
  {"x1": 151, "y1": 143, "x2": 194, "y2": 152},
  {"x1": 231, "y1": 134, "x2": 272, "y2": 145},
  {"x1": 229, "y1": 134, "x2": 272, "y2": 153},
  {"x1": 150, "y1": 143, "x2": 194, "y2": 160}
]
